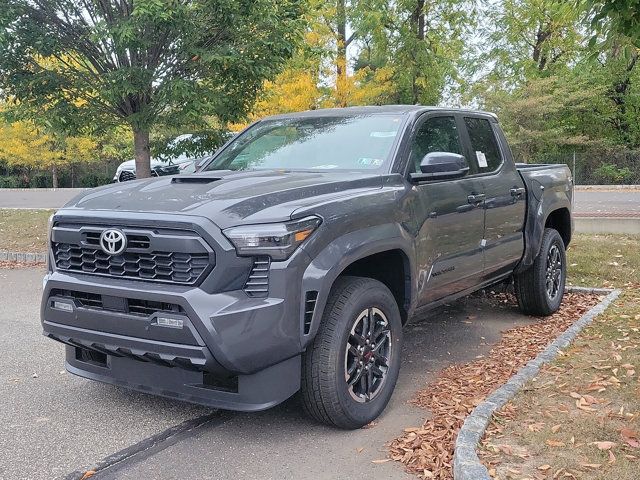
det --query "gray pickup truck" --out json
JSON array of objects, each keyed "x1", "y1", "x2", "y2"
[{"x1": 41, "y1": 106, "x2": 573, "y2": 429}]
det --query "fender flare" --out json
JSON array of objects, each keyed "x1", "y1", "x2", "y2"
[{"x1": 299, "y1": 223, "x2": 414, "y2": 348}]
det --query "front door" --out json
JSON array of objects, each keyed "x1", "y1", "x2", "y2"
[{"x1": 409, "y1": 114, "x2": 486, "y2": 306}]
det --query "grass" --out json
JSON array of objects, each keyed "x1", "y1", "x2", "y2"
[
  {"x1": 567, "y1": 234, "x2": 640, "y2": 289},
  {"x1": 0, "y1": 209, "x2": 52, "y2": 253},
  {"x1": 479, "y1": 234, "x2": 640, "y2": 480}
]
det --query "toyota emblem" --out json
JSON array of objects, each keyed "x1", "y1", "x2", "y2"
[{"x1": 99, "y1": 229, "x2": 127, "y2": 256}]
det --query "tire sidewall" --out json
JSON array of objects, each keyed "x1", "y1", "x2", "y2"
[
  {"x1": 538, "y1": 229, "x2": 567, "y2": 313},
  {"x1": 330, "y1": 281, "x2": 403, "y2": 427}
]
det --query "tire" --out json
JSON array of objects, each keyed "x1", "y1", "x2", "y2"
[
  {"x1": 515, "y1": 228, "x2": 567, "y2": 316},
  {"x1": 300, "y1": 276, "x2": 403, "y2": 429}
]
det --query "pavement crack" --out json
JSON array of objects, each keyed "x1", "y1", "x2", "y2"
[{"x1": 63, "y1": 411, "x2": 225, "y2": 480}]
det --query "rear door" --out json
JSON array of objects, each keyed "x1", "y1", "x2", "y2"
[
  {"x1": 408, "y1": 113, "x2": 486, "y2": 305},
  {"x1": 461, "y1": 116, "x2": 526, "y2": 279}
]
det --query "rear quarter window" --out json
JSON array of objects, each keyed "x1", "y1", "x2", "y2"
[{"x1": 464, "y1": 117, "x2": 502, "y2": 173}]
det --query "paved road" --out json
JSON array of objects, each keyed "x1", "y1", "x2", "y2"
[
  {"x1": 1, "y1": 267, "x2": 537, "y2": 480},
  {"x1": 573, "y1": 190, "x2": 640, "y2": 216},
  {"x1": 0, "y1": 189, "x2": 86, "y2": 209},
  {"x1": 1, "y1": 188, "x2": 639, "y2": 217}
]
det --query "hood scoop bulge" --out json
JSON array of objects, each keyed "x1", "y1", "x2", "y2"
[{"x1": 171, "y1": 176, "x2": 221, "y2": 185}]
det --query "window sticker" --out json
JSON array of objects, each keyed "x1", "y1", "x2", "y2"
[
  {"x1": 370, "y1": 131, "x2": 398, "y2": 138},
  {"x1": 357, "y1": 157, "x2": 384, "y2": 167},
  {"x1": 476, "y1": 151, "x2": 488, "y2": 168}
]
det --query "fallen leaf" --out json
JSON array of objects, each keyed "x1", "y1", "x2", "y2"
[
  {"x1": 546, "y1": 439, "x2": 566, "y2": 447},
  {"x1": 372, "y1": 459, "x2": 391, "y2": 464},
  {"x1": 592, "y1": 441, "x2": 616, "y2": 450},
  {"x1": 621, "y1": 428, "x2": 640, "y2": 448},
  {"x1": 552, "y1": 424, "x2": 562, "y2": 433},
  {"x1": 538, "y1": 464, "x2": 552, "y2": 471}
]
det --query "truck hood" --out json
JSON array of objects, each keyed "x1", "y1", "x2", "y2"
[{"x1": 62, "y1": 170, "x2": 383, "y2": 228}]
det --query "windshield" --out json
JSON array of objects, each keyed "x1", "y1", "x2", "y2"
[{"x1": 204, "y1": 115, "x2": 404, "y2": 172}]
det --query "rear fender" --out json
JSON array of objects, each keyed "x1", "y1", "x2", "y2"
[{"x1": 516, "y1": 182, "x2": 571, "y2": 274}]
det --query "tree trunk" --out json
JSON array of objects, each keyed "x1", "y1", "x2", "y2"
[
  {"x1": 412, "y1": 0, "x2": 425, "y2": 40},
  {"x1": 410, "y1": 0, "x2": 426, "y2": 104},
  {"x1": 133, "y1": 128, "x2": 152, "y2": 179},
  {"x1": 52, "y1": 165, "x2": 58, "y2": 189},
  {"x1": 336, "y1": 0, "x2": 348, "y2": 107}
]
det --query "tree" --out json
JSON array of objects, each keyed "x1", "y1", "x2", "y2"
[
  {"x1": 469, "y1": 0, "x2": 582, "y2": 93},
  {"x1": 586, "y1": 0, "x2": 640, "y2": 46},
  {"x1": 0, "y1": 0, "x2": 304, "y2": 178},
  {"x1": 352, "y1": 0, "x2": 475, "y2": 105},
  {"x1": 0, "y1": 119, "x2": 98, "y2": 187}
]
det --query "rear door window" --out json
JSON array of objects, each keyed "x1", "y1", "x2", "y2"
[{"x1": 463, "y1": 117, "x2": 502, "y2": 173}]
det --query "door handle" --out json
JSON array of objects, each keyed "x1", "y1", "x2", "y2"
[
  {"x1": 510, "y1": 187, "x2": 526, "y2": 197},
  {"x1": 467, "y1": 193, "x2": 486, "y2": 205}
]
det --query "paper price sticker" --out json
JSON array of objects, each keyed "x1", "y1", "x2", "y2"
[{"x1": 476, "y1": 151, "x2": 488, "y2": 168}]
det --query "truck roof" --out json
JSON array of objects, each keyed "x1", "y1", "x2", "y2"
[{"x1": 265, "y1": 105, "x2": 498, "y2": 120}]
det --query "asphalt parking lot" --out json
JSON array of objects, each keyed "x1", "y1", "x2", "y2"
[{"x1": 1, "y1": 267, "x2": 539, "y2": 480}]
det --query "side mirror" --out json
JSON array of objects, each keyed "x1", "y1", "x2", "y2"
[{"x1": 410, "y1": 152, "x2": 469, "y2": 182}]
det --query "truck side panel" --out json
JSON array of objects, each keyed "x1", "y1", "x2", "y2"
[{"x1": 516, "y1": 164, "x2": 573, "y2": 273}]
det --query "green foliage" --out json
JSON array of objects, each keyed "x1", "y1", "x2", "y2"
[
  {"x1": 0, "y1": 174, "x2": 21, "y2": 188},
  {"x1": 352, "y1": 0, "x2": 476, "y2": 105},
  {"x1": 593, "y1": 162, "x2": 633, "y2": 184},
  {"x1": 78, "y1": 172, "x2": 114, "y2": 188},
  {"x1": 0, "y1": 0, "x2": 304, "y2": 176},
  {"x1": 586, "y1": 0, "x2": 640, "y2": 47}
]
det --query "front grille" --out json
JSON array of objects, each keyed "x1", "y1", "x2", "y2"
[
  {"x1": 244, "y1": 257, "x2": 270, "y2": 297},
  {"x1": 83, "y1": 231, "x2": 150, "y2": 249},
  {"x1": 128, "y1": 298, "x2": 183, "y2": 316},
  {"x1": 119, "y1": 170, "x2": 136, "y2": 182},
  {"x1": 54, "y1": 244, "x2": 209, "y2": 284},
  {"x1": 119, "y1": 166, "x2": 179, "y2": 182},
  {"x1": 51, "y1": 289, "x2": 184, "y2": 317},
  {"x1": 51, "y1": 224, "x2": 214, "y2": 285}
]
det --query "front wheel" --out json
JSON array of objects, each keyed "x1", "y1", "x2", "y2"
[
  {"x1": 515, "y1": 228, "x2": 567, "y2": 316},
  {"x1": 300, "y1": 276, "x2": 403, "y2": 429}
]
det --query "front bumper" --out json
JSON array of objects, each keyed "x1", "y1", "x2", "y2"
[
  {"x1": 64, "y1": 344, "x2": 300, "y2": 411},
  {"x1": 42, "y1": 248, "x2": 309, "y2": 411}
]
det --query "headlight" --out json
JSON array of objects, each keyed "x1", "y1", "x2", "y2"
[{"x1": 222, "y1": 216, "x2": 322, "y2": 261}]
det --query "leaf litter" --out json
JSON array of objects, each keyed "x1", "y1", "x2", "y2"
[{"x1": 387, "y1": 292, "x2": 601, "y2": 479}]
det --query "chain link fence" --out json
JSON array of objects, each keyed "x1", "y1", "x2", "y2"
[{"x1": 515, "y1": 151, "x2": 640, "y2": 185}]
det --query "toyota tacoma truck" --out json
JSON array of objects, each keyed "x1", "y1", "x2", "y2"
[{"x1": 41, "y1": 106, "x2": 573, "y2": 429}]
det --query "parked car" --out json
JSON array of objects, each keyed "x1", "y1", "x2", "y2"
[
  {"x1": 42, "y1": 106, "x2": 573, "y2": 429},
  {"x1": 112, "y1": 158, "x2": 186, "y2": 182},
  {"x1": 112, "y1": 134, "x2": 212, "y2": 182}
]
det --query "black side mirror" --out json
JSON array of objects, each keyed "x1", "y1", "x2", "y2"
[{"x1": 410, "y1": 152, "x2": 469, "y2": 182}]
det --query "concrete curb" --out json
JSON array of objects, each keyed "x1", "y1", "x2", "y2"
[
  {"x1": 574, "y1": 217, "x2": 640, "y2": 235},
  {"x1": 0, "y1": 251, "x2": 47, "y2": 263},
  {"x1": 575, "y1": 185, "x2": 640, "y2": 191},
  {"x1": 453, "y1": 286, "x2": 623, "y2": 480}
]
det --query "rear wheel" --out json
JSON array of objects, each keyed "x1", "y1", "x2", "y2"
[
  {"x1": 300, "y1": 276, "x2": 402, "y2": 429},
  {"x1": 515, "y1": 228, "x2": 567, "y2": 316}
]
